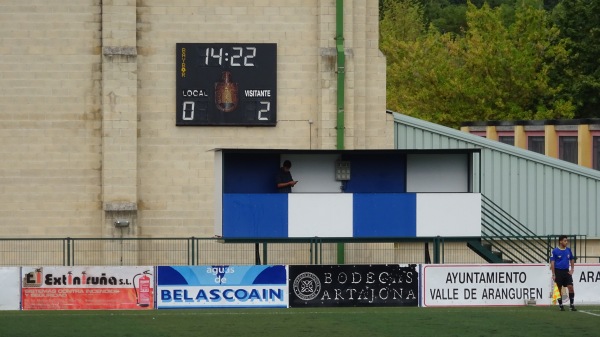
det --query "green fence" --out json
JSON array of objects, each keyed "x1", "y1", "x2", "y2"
[{"x1": 2, "y1": 236, "x2": 592, "y2": 266}]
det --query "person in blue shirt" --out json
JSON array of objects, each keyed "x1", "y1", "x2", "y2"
[
  {"x1": 276, "y1": 160, "x2": 297, "y2": 193},
  {"x1": 550, "y1": 235, "x2": 576, "y2": 311}
]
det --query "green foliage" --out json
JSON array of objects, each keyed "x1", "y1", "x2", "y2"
[
  {"x1": 552, "y1": 0, "x2": 600, "y2": 118},
  {"x1": 411, "y1": 0, "x2": 561, "y2": 35},
  {"x1": 380, "y1": 0, "x2": 425, "y2": 43},
  {"x1": 421, "y1": 0, "x2": 469, "y2": 34},
  {"x1": 380, "y1": 0, "x2": 574, "y2": 127}
]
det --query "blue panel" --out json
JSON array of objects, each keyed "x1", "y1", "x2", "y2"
[
  {"x1": 157, "y1": 266, "x2": 191, "y2": 285},
  {"x1": 342, "y1": 154, "x2": 406, "y2": 193},
  {"x1": 353, "y1": 193, "x2": 416, "y2": 237},
  {"x1": 223, "y1": 194, "x2": 288, "y2": 238},
  {"x1": 223, "y1": 153, "x2": 281, "y2": 193},
  {"x1": 252, "y1": 266, "x2": 287, "y2": 284}
]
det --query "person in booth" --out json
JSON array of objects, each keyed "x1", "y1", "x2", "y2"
[{"x1": 276, "y1": 160, "x2": 298, "y2": 193}]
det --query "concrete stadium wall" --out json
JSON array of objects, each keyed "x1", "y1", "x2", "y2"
[
  {"x1": 0, "y1": 1, "x2": 102, "y2": 236},
  {"x1": 0, "y1": 1, "x2": 392, "y2": 238}
]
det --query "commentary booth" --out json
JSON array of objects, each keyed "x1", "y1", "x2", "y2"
[{"x1": 214, "y1": 149, "x2": 482, "y2": 239}]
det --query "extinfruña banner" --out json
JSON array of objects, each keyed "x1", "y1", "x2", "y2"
[
  {"x1": 421, "y1": 264, "x2": 552, "y2": 307},
  {"x1": 572, "y1": 264, "x2": 600, "y2": 305},
  {"x1": 21, "y1": 266, "x2": 154, "y2": 310},
  {"x1": 288, "y1": 264, "x2": 419, "y2": 307},
  {"x1": 0, "y1": 267, "x2": 21, "y2": 310},
  {"x1": 156, "y1": 265, "x2": 288, "y2": 308}
]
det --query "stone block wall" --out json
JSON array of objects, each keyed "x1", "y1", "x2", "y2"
[{"x1": 0, "y1": 0, "x2": 391, "y2": 238}]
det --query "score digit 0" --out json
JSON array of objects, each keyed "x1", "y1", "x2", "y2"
[{"x1": 182, "y1": 101, "x2": 194, "y2": 120}]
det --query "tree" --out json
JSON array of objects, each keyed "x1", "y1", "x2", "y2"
[
  {"x1": 552, "y1": 0, "x2": 600, "y2": 118},
  {"x1": 421, "y1": 0, "x2": 468, "y2": 35},
  {"x1": 380, "y1": 1, "x2": 574, "y2": 127},
  {"x1": 380, "y1": 0, "x2": 425, "y2": 42},
  {"x1": 383, "y1": 0, "x2": 561, "y2": 36}
]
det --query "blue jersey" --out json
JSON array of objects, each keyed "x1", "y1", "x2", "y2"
[{"x1": 550, "y1": 247, "x2": 574, "y2": 270}]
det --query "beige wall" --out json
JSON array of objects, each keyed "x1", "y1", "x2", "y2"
[
  {"x1": 0, "y1": 1, "x2": 391, "y2": 238},
  {"x1": 0, "y1": 1, "x2": 102, "y2": 236}
]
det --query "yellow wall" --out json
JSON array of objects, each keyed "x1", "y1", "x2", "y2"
[
  {"x1": 545, "y1": 125, "x2": 558, "y2": 159},
  {"x1": 514, "y1": 125, "x2": 527, "y2": 150},
  {"x1": 463, "y1": 123, "x2": 599, "y2": 167},
  {"x1": 578, "y1": 124, "x2": 592, "y2": 168}
]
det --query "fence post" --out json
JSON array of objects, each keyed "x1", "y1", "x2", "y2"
[
  {"x1": 309, "y1": 239, "x2": 314, "y2": 265},
  {"x1": 546, "y1": 235, "x2": 552, "y2": 262},
  {"x1": 337, "y1": 243, "x2": 344, "y2": 264},
  {"x1": 64, "y1": 238, "x2": 67, "y2": 266},
  {"x1": 315, "y1": 239, "x2": 320, "y2": 265},
  {"x1": 319, "y1": 240, "x2": 323, "y2": 265},
  {"x1": 255, "y1": 243, "x2": 261, "y2": 265},
  {"x1": 65, "y1": 237, "x2": 72, "y2": 266},
  {"x1": 262, "y1": 242, "x2": 268, "y2": 265},
  {"x1": 433, "y1": 236, "x2": 441, "y2": 264},
  {"x1": 189, "y1": 237, "x2": 195, "y2": 266}
]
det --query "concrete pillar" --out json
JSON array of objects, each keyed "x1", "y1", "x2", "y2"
[
  {"x1": 514, "y1": 125, "x2": 527, "y2": 150},
  {"x1": 545, "y1": 124, "x2": 558, "y2": 159},
  {"x1": 578, "y1": 124, "x2": 592, "y2": 168},
  {"x1": 101, "y1": 1, "x2": 138, "y2": 237},
  {"x1": 486, "y1": 125, "x2": 498, "y2": 141}
]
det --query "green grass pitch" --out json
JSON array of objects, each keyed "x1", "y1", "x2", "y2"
[{"x1": 1, "y1": 306, "x2": 599, "y2": 337}]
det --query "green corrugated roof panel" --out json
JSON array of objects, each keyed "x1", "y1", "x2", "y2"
[{"x1": 391, "y1": 111, "x2": 600, "y2": 238}]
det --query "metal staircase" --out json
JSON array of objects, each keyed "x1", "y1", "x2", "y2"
[{"x1": 467, "y1": 195, "x2": 552, "y2": 263}]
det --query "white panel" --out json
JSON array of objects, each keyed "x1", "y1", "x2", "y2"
[
  {"x1": 0, "y1": 267, "x2": 21, "y2": 310},
  {"x1": 422, "y1": 264, "x2": 551, "y2": 307},
  {"x1": 416, "y1": 193, "x2": 481, "y2": 237},
  {"x1": 288, "y1": 194, "x2": 353, "y2": 237},
  {"x1": 281, "y1": 154, "x2": 342, "y2": 193},
  {"x1": 406, "y1": 154, "x2": 469, "y2": 192},
  {"x1": 573, "y1": 264, "x2": 600, "y2": 305},
  {"x1": 214, "y1": 150, "x2": 223, "y2": 237}
]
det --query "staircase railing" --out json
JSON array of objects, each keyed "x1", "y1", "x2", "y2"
[{"x1": 478, "y1": 195, "x2": 551, "y2": 263}]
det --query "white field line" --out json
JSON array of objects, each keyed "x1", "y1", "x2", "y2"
[{"x1": 579, "y1": 310, "x2": 600, "y2": 317}]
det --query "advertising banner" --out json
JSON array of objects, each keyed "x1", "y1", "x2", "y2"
[
  {"x1": 21, "y1": 266, "x2": 154, "y2": 310},
  {"x1": 0, "y1": 267, "x2": 21, "y2": 310},
  {"x1": 289, "y1": 264, "x2": 418, "y2": 307},
  {"x1": 156, "y1": 265, "x2": 288, "y2": 308},
  {"x1": 573, "y1": 264, "x2": 600, "y2": 305},
  {"x1": 421, "y1": 264, "x2": 552, "y2": 307}
]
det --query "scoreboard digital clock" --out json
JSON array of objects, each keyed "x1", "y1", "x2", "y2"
[{"x1": 176, "y1": 43, "x2": 277, "y2": 126}]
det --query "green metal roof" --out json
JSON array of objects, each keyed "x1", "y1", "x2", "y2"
[
  {"x1": 391, "y1": 110, "x2": 600, "y2": 238},
  {"x1": 392, "y1": 111, "x2": 600, "y2": 180}
]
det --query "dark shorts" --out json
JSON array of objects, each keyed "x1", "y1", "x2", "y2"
[{"x1": 555, "y1": 269, "x2": 573, "y2": 287}]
